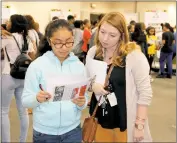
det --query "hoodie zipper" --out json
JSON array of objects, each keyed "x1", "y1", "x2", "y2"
[{"x1": 59, "y1": 62, "x2": 63, "y2": 134}]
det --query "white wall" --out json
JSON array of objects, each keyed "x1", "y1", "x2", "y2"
[
  {"x1": 137, "y1": 2, "x2": 176, "y2": 26},
  {"x1": 2, "y1": 1, "x2": 176, "y2": 33},
  {"x1": 2, "y1": 2, "x2": 81, "y2": 33}
]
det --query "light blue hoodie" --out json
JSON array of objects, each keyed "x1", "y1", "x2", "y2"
[{"x1": 22, "y1": 51, "x2": 88, "y2": 135}]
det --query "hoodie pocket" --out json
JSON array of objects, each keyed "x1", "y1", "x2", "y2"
[
  {"x1": 34, "y1": 102, "x2": 61, "y2": 127},
  {"x1": 60, "y1": 101, "x2": 79, "y2": 127}
]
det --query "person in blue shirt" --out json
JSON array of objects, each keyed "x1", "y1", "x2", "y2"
[{"x1": 22, "y1": 19, "x2": 88, "y2": 143}]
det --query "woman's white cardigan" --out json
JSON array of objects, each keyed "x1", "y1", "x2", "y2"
[{"x1": 86, "y1": 46, "x2": 153, "y2": 142}]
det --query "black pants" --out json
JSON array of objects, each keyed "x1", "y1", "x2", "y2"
[
  {"x1": 173, "y1": 53, "x2": 176, "y2": 60},
  {"x1": 147, "y1": 55, "x2": 154, "y2": 74}
]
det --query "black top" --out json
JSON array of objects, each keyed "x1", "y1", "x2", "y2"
[
  {"x1": 109, "y1": 65, "x2": 127, "y2": 131},
  {"x1": 161, "y1": 31, "x2": 175, "y2": 53},
  {"x1": 89, "y1": 59, "x2": 127, "y2": 131}
]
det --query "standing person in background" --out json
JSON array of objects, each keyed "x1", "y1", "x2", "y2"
[
  {"x1": 132, "y1": 23, "x2": 147, "y2": 57},
  {"x1": 72, "y1": 20, "x2": 84, "y2": 58},
  {"x1": 81, "y1": 19, "x2": 91, "y2": 63},
  {"x1": 146, "y1": 26, "x2": 158, "y2": 82},
  {"x1": 80, "y1": 20, "x2": 84, "y2": 30},
  {"x1": 1, "y1": 14, "x2": 35, "y2": 143},
  {"x1": 130, "y1": 20, "x2": 136, "y2": 25},
  {"x1": 25, "y1": 15, "x2": 40, "y2": 51},
  {"x1": 67, "y1": 15, "x2": 75, "y2": 29},
  {"x1": 52, "y1": 16, "x2": 59, "y2": 21},
  {"x1": 140, "y1": 22, "x2": 146, "y2": 33},
  {"x1": 89, "y1": 14, "x2": 105, "y2": 49},
  {"x1": 156, "y1": 23, "x2": 175, "y2": 79},
  {"x1": 91, "y1": 20, "x2": 98, "y2": 32},
  {"x1": 86, "y1": 12, "x2": 152, "y2": 142},
  {"x1": 25, "y1": 15, "x2": 40, "y2": 114},
  {"x1": 22, "y1": 19, "x2": 88, "y2": 143},
  {"x1": 128, "y1": 24, "x2": 135, "y2": 41},
  {"x1": 34, "y1": 22, "x2": 44, "y2": 41}
]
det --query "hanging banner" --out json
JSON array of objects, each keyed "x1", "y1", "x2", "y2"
[
  {"x1": 144, "y1": 12, "x2": 168, "y2": 33},
  {"x1": 50, "y1": 10, "x2": 74, "y2": 21}
]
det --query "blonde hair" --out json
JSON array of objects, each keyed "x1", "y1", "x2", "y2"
[{"x1": 94, "y1": 12, "x2": 138, "y2": 67}]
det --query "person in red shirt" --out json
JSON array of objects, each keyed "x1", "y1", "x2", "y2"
[{"x1": 82, "y1": 19, "x2": 91, "y2": 61}]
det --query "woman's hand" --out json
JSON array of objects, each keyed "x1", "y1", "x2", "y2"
[
  {"x1": 92, "y1": 83, "x2": 109, "y2": 95},
  {"x1": 36, "y1": 90, "x2": 52, "y2": 103},
  {"x1": 72, "y1": 96, "x2": 86, "y2": 107},
  {"x1": 133, "y1": 127, "x2": 144, "y2": 142},
  {"x1": 133, "y1": 120, "x2": 145, "y2": 142}
]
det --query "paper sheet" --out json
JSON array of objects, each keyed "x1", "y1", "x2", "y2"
[
  {"x1": 46, "y1": 75, "x2": 93, "y2": 102},
  {"x1": 86, "y1": 58, "x2": 107, "y2": 85}
]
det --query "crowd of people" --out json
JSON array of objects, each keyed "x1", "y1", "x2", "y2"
[
  {"x1": 127, "y1": 21, "x2": 176, "y2": 81},
  {"x1": 1, "y1": 11, "x2": 175, "y2": 143}
]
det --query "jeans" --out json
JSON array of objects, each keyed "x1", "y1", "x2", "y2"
[
  {"x1": 159, "y1": 52, "x2": 173, "y2": 75},
  {"x1": 1, "y1": 75, "x2": 29, "y2": 142},
  {"x1": 33, "y1": 125, "x2": 82, "y2": 143}
]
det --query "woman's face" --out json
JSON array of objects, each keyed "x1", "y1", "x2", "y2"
[
  {"x1": 49, "y1": 28, "x2": 74, "y2": 60},
  {"x1": 149, "y1": 28, "x2": 155, "y2": 35},
  {"x1": 98, "y1": 22, "x2": 121, "y2": 49},
  {"x1": 85, "y1": 21, "x2": 91, "y2": 28}
]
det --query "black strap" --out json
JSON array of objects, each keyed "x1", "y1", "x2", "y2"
[
  {"x1": 4, "y1": 35, "x2": 23, "y2": 63},
  {"x1": 4, "y1": 47, "x2": 10, "y2": 62}
]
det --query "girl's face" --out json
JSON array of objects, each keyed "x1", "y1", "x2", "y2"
[
  {"x1": 49, "y1": 27, "x2": 74, "y2": 60},
  {"x1": 149, "y1": 28, "x2": 155, "y2": 35}
]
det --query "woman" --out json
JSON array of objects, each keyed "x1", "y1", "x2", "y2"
[
  {"x1": 1, "y1": 14, "x2": 35, "y2": 142},
  {"x1": 25, "y1": 15, "x2": 40, "y2": 50},
  {"x1": 25, "y1": 15, "x2": 40, "y2": 114},
  {"x1": 146, "y1": 26, "x2": 158, "y2": 82},
  {"x1": 132, "y1": 23, "x2": 147, "y2": 56},
  {"x1": 127, "y1": 24, "x2": 135, "y2": 41},
  {"x1": 22, "y1": 19, "x2": 88, "y2": 143},
  {"x1": 156, "y1": 23, "x2": 175, "y2": 79},
  {"x1": 81, "y1": 19, "x2": 91, "y2": 63},
  {"x1": 86, "y1": 12, "x2": 153, "y2": 142},
  {"x1": 72, "y1": 20, "x2": 84, "y2": 58},
  {"x1": 34, "y1": 22, "x2": 44, "y2": 41}
]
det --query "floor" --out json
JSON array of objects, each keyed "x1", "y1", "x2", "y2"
[{"x1": 8, "y1": 73, "x2": 176, "y2": 142}]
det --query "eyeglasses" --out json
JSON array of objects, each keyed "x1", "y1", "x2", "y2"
[{"x1": 50, "y1": 39, "x2": 74, "y2": 49}]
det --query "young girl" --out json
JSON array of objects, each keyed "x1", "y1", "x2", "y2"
[
  {"x1": 146, "y1": 26, "x2": 158, "y2": 82},
  {"x1": 22, "y1": 19, "x2": 88, "y2": 143}
]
